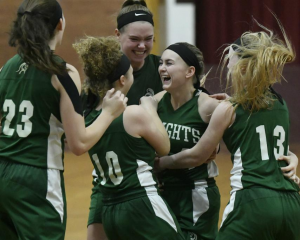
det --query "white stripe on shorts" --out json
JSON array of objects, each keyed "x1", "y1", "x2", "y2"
[
  {"x1": 145, "y1": 186, "x2": 178, "y2": 232},
  {"x1": 220, "y1": 191, "x2": 237, "y2": 227},
  {"x1": 46, "y1": 169, "x2": 64, "y2": 223},
  {"x1": 192, "y1": 180, "x2": 209, "y2": 225}
]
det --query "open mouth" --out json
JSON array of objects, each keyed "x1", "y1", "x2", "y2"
[
  {"x1": 134, "y1": 51, "x2": 146, "y2": 56},
  {"x1": 161, "y1": 76, "x2": 171, "y2": 85}
]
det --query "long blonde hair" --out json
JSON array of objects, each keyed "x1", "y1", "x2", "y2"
[{"x1": 221, "y1": 18, "x2": 295, "y2": 112}]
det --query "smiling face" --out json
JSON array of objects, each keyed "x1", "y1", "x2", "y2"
[
  {"x1": 158, "y1": 49, "x2": 191, "y2": 92},
  {"x1": 116, "y1": 21, "x2": 154, "y2": 71}
]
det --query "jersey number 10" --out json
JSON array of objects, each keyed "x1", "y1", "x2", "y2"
[{"x1": 92, "y1": 152, "x2": 124, "y2": 186}]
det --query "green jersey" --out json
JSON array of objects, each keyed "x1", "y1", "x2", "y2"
[
  {"x1": 85, "y1": 109, "x2": 157, "y2": 204},
  {"x1": 127, "y1": 54, "x2": 163, "y2": 105},
  {"x1": 222, "y1": 99, "x2": 299, "y2": 192},
  {"x1": 157, "y1": 90, "x2": 219, "y2": 187},
  {"x1": 0, "y1": 55, "x2": 64, "y2": 170}
]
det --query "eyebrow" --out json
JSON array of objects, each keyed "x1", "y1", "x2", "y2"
[
  {"x1": 160, "y1": 58, "x2": 175, "y2": 62},
  {"x1": 128, "y1": 35, "x2": 154, "y2": 39}
]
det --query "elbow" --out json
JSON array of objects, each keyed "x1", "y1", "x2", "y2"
[
  {"x1": 156, "y1": 139, "x2": 170, "y2": 157},
  {"x1": 68, "y1": 142, "x2": 87, "y2": 156}
]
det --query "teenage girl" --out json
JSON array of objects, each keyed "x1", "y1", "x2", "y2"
[
  {"x1": 156, "y1": 20, "x2": 300, "y2": 240},
  {"x1": 74, "y1": 35, "x2": 185, "y2": 240},
  {"x1": 0, "y1": 1, "x2": 126, "y2": 239}
]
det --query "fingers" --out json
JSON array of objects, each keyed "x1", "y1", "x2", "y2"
[
  {"x1": 278, "y1": 155, "x2": 290, "y2": 162},
  {"x1": 209, "y1": 93, "x2": 226, "y2": 100},
  {"x1": 283, "y1": 170, "x2": 295, "y2": 178},
  {"x1": 124, "y1": 97, "x2": 128, "y2": 105},
  {"x1": 209, "y1": 93, "x2": 231, "y2": 100},
  {"x1": 294, "y1": 176, "x2": 300, "y2": 185},
  {"x1": 281, "y1": 166, "x2": 292, "y2": 172},
  {"x1": 105, "y1": 88, "x2": 115, "y2": 98},
  {"x1": 111, "y1": 90, "x2": 121, "y2": 98},
  {"x1": 112, "y1": 91, "x2": 127, "y2": 105}
]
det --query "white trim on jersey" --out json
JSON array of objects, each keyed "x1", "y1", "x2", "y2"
[
  {"x1": 92, "y1": 168, "x2": 98, "y2": 178},
  {"x1": 230, "y1": 148, "x2": 244, "y2": 194},
  {"x1": 136, "y1": 159, "x2": 156, "y2": 187},
  {"x1": 46, "y1": 169, "x2": 64, "y2": 223},
  {"x1": 47, "y1": 114, "x2": 64, "y2": 170},
  {"x1": 192, "y1": 180, "x2": 209, "y2": 225},
  {"x1": 207, "y1": 160, "x2": 219, "y2": 178}
]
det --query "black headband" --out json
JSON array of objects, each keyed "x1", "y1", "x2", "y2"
[
  {"x1": 107, "y1": 54, "x2": 131, "y2": 83},
  {"x1": 232, "y1": 38, "x2": 242, "y2": 52},
  {"x1": 49, "y1": 1, "x2": 63, "y2": 31},
  {"x1": 231, "y1": 38, "x2": 250, "y2": 58},
  {"x1": 166, "y1": 43, "x2": 201, "y2": 80},
  {"x1": 117, "y1": 10, "x2": 154, "y2": 30},
  {"x1": 18, "y1": 1, "x2": 62, "y2": 31},
  {"x1": 231, "y1": 34, "x2": 261, "y2": 58}
]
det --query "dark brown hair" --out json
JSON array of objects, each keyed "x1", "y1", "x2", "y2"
[{"x1": 9, "y1": 0, "x2": 67, "y2": 75}]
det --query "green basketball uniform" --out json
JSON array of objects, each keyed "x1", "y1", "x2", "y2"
[
  {"x1": 157, "y1": 90, "x2": 220, "y2": 240},
  {"x1": 85, "y1": 109, "x2": 184, "y2": 239},
  {"x1": 0, "y1": 54, "x2": 64, "y2": 169},
  {"x1": 87, "y1": 54, "x2": 163, "y2": 225},
  {"x1": 218, "y1": 99, "x2": 300, "y2": 239},
  {"x1": 0, "y1": 55, "x2": 66, "y2": 239},
  {"x1": 127, "y1": 54, "x2": 163, "y2": 105}
]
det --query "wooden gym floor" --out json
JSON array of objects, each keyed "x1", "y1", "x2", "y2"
[{"x1": 64, "y1": 143, "x2": 300, "y2": 240}]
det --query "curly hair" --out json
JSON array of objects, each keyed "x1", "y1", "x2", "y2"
[
  {"x1": 220, "y1": 17, "x2": 295, "y2": 112},
  {"x1": 73, "y1": 36, "x2": 123, "y2": 99},
  {"x1": 117, "y1": 0, "x2": 153, "y2": 33},
  {"x1": 9, "y1": 0, "x2": 66, "y2": 75}
]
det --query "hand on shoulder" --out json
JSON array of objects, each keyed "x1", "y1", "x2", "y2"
[
  {"x1": 102, "y1": 89, "x2": 128, "y2": 120},
  {"x1": 198, "y1": 91, "x2": 220, "y2": 123},
  {"x1": 140, "y1": 95, "x2": 158, "y2": 113}
]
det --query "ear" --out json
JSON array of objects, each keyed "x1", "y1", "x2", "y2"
[
  {"x1": 186, "y1": 66, "x2": 196, "y2": 79},
  {"x1": 115, "y1": 28, "x2": 120, "y2": 38},
  {"x1": 119, "y1": 75, "x2": 126, "y2": 86},
  {"x1": 56, "y1": 18, "x2": 63, "y2": 31}
]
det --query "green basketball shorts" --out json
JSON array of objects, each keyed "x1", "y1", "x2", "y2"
[
  {"x1": 217, "y1": 187, "x2": 300, "y2": 240},
  {"x1": 0, "y1": 160, "x2": 66, "y2": 240}
]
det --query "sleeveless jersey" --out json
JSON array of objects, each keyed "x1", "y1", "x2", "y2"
[
  {"x1": 127, "y1": 54, "x2": 163, "y2": 105},
  {"x1": 85, "y1": 109, "x2": 157, "y2": 204},
  {"x1": 222, "y1": 99, "x2": 299, "y2": 193},
  {"x1": 0, "y1": 55, "x2": 64, "y2": 170},
  {"x1": 157, "y1": 90, "x2": 219, "y2": 188}
]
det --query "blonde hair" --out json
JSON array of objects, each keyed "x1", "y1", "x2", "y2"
[
  {"x1": 118, "y1": 0, "x2": 153, "y2": 32},
  {"x1": 221, "y1": 18, "x2": 295, "y2": 112},
  {"x1": 73, "y1": 36, "x2": 123, "y2": 99}
]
